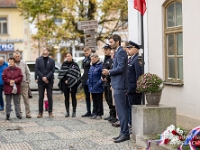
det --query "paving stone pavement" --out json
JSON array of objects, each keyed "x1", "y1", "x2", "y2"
[{"x1": 0, "y1": 93, "x2": 144, "y2": 150}]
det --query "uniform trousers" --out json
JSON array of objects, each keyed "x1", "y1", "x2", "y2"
[{"x1": 127, "y1": 93, "x2": 142, "y2": 125}]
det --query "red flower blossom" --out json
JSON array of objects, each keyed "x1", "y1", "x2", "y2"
[
  {"x1": 172, "y1": 130, "x2": 178, "y2": 135},
  {"x1": 179, "y1": 136, "x2": 184, "y2": 141},
  {"x1": 164, "y1": 139, "x2": 170, "y2": 144}
]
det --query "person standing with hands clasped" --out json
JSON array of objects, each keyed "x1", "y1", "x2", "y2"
[
  {"x1": 102, "y1": 34, "x2": 129, "y2": 143},
  {"x1": 2, "y1": 58, "x2": 23, "y2": 120},
  {"x1": 58, "y1": 52, "x2": 81, "y2": 117},
  {"x1": 35, "y1": 48, "x2": 55, "y2": 118},
  {"x1": 102, "y1": 44, "x2": 117, "y2": 123},
  {"x1": 87, "y1": 53, "x2": 104, "y2": 119}
]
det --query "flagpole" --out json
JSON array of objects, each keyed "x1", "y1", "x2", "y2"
[{"x1": 141, "y1": 13, "x2": 145, "y2": 105}]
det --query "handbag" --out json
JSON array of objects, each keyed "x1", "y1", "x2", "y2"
[{"x1": 12, "y1": 83, "x2": 17, "y2": 94}]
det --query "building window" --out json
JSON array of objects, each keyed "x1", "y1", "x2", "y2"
[
  {"x1": 0, "y1": 17, "x2": 8, "y2": 34},
  {"x1": 164, "y1": 0, "x2": 183, "y2": 83}
]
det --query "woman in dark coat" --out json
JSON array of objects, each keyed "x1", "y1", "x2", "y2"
[
  {"x1": 2, "y1": 58, "x2": 23, "y2": 120},
  {"x1": 87, "y1": 53, "x2": 104, "y2": 120},
  {"x1": 58, "y1": 52, "x2": 81, "y2": 117}
]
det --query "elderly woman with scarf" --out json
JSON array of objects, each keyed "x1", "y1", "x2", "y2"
[
  {"x1": 58, "y1": 52, "x2": 81, "y2": 118},
  {"x1": 87, "y1": 53, "x2": 104, "y2": 120}
]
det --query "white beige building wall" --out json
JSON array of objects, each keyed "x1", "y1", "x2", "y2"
[
  {"x1": 147, "y1": 0, "x2": 200, "y2": 128},
  {"x1": 0, "y1": 8, "x2": 31, "y2": 61}
]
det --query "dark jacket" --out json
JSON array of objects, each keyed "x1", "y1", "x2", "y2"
[
  {"x1": 35, "y1": 56, "x2": 55, "y2": 85},
  {"x1": 87, "y1": 60, "x2": 103, "y2": 93},
  {"x1": 0, "y1": 61, "x2": 8, "y2": 85},
  {"x1": 127, "y1": 53, "x2": 142, "y2": 93},
  {"x1": 58, "y1": 60, "x2": 81, "y2": 88},
  {"x1": 81, "y1": 55, "x2": 91, "y2": 85},
  {"x1": 102, "y1": 55, "x2": 113, "y2": 86},
  {"x1": 109, "y1": 46, "x2": 128, "y2": 92},
  {"x1": 2, "y1": 66, "x2": 23, "y2": 94}
]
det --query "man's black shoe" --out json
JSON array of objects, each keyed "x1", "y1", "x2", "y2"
[
  {"x1": 113, "y1": 135, "x2": 121, "y2": 140},
  {"x1": 17, "y1": 116, "x2": 22, "y2": 119},
  {"x1": 114, "y1": 135, "x2": 130, "y2": 143},
  {"x1": 109, "y1": 118, "x2": 118, "y2": 123},
  {"x1": 81, "y1": 112, "x2": 91, "y2": 117},
  {"x1": 104, "y1": 116, "x2": 111, "y2": 120},
  {"x1": 65, "y1": 112, "x2": 69, "y2": 117}
]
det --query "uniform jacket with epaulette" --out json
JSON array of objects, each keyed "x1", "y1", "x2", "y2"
[
  {"x1": 102, "y1": 55, "x2": 113, "y2": 86},
  {"x1": 127, "y1": 53, "x2": 142, "y2": 93}
]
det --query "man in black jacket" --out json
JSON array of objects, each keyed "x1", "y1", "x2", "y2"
[
  {"x1": 102, "y1": 44, "x2": 117, "y2": 123},
  {"x1": 81, "y1": 47, "x2": 92, "y2": 117},
  {"x1": 35, "y1": 48, "x2": 55, "y2": 118}
]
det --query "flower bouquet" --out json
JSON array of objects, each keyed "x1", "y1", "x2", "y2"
[
  {"x1": 137, "y1": 72, "x2": 164, "y2": 93},
  {"x1": 137, "y1": 73, "x2": 164, "y2": 105}
]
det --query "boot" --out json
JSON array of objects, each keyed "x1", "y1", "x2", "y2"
[
  {"x1": 6, "y1": 114, "x2": 10, "y2": 120},
  {"x1": 72, "y1": 111, "x2": 76, "y2": 117},
  {"x1": 65, "y1": 111, "x2": 69, "y2": 117}
]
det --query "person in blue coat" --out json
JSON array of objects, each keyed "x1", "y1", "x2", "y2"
[
  {"x1": 87, "y1": 53, "x2": 104, "y2": 120},
  {"x1": 102, "y1": 34, "x2": 130, "y2": 143},
  {"x1": 126, "y1": 41, "x2": 143, "y2": 126},
  {"x1": 0, "y1": 57, "x2": 8, "y2": 110}
]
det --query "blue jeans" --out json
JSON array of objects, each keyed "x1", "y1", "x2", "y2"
[{"x1": 0, "y1": 85, "x2": 4, "y2": 108}]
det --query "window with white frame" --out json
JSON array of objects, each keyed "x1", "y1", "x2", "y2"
[
  {"x1": 0, "y1": 17, "x2": 8, "y2": 34},
  {"x1": 164, "y1": 0, "x2": 183, "y2": 83}
]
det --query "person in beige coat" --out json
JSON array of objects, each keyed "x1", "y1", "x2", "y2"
[{"x1": 13, "y1": 52, "x2": 31, "y2": 118}]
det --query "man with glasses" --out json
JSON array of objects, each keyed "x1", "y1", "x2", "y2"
[{"x1": 13, "y1": 52, "x2": 32, "y2": 118}]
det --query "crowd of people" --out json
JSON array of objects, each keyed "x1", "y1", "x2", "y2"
[{"x1": 0, "y1": 34, "x2": 142, "y2": 143}]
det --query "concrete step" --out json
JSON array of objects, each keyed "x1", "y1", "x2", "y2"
[{"x1": 136, "y1": 134, "x2": 174, "y2": 150}]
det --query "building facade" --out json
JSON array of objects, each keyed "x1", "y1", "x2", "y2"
[
  {"x1": 128, "y1": 0, "x2": 200, "y2": 129},
  {"x1": 0, "y1": 0, "x2": 31, "y2": 61}
]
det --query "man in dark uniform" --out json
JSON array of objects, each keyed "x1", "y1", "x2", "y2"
[
  {"x1": 102, "y1": 44, "x2": 117, "y2": 123},
  {"x1": 126, "y1": 41, "x2": 143, "y2": 126},
  {"x1": 81, "y1": 47, "x2": 92, "y2": 117}
]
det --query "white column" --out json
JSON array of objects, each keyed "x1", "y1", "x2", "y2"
[{"x1": 128, "y1": 0, "x2": 148, "y2": 73}]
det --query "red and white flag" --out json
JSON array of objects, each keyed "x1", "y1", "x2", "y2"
[{"x1": 134, "y1": 0, "x2": 147, "y2": 15}]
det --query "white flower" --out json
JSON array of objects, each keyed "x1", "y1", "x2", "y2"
[{"x1": 167, "y1": 124, "x2": 175, "y2": 132}]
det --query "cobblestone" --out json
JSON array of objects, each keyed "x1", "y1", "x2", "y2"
[{"x1": 0, "y1": 93, "x2": 143, "y2": 150}]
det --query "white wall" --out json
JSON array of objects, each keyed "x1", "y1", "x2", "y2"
[
  {"x1": 128, "y1": 0, "x2": 148, "y2": 72},
  {"x1": 147, "y1": 0, "x2": 200, "y2": 121}
]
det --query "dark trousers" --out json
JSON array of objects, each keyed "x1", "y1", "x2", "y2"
[
  {"x1": 38, "y1": 83, "x2": 53, "y2": 113},
  {"x1": 114, "y1": 90, "x2": 129, "y2": 136},
  {"x1": 91, "y1": 93, "x2": 103, "y2": 116},
  {"x1": 83, "y1": 85, "x2": 91, "y2": 114},
  {"x1": 104, "y1": 86, "x2": 116, "y2": 117},
  {"x1": 62, "y1": 83, "x2": 78, "y2": 112},
  {"x1": 127, "y1": 93, "x2": 142, "y2": 125},
  {"x1": 0, "y1": 85, "x2": 4, "y2": 108},
  {"x1": 6, "y1": 94, "x2": 20, "y2": 116}
]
